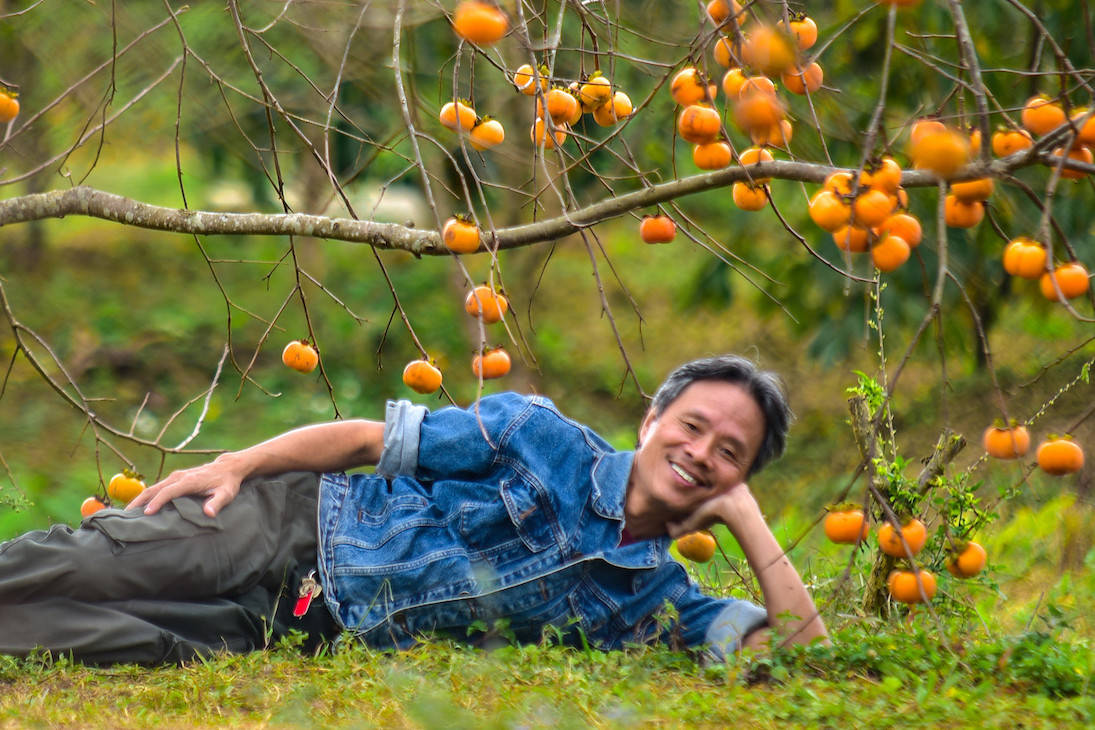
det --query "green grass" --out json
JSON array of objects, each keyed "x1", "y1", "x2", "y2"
[{"x1": 1, "y1": 619, "x2": 1092, "y2": 729}]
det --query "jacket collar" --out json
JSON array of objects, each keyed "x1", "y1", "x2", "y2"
[
  {"x1": 589, "y1": 450, "x2": 673, "y2": 563},
  {"x1": 590, "y1": 450, "x2": 633, "y2": 521}
]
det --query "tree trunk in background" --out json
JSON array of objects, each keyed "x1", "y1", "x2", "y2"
[
  {"x1": 1059, "y1": 458, "x2": 1094, "y2": 574},
  {"x1": 1, "y1": 13, "x2": 45, "y2": 269}
]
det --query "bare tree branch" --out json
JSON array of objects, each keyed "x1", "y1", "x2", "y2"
[{"x1": 4, "y1": 146, "x2": 1083, "y2": 255}]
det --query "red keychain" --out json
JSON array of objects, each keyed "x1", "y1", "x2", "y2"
[{"x1": 293, "y1": 570, "x2": 323, "y2": 618}]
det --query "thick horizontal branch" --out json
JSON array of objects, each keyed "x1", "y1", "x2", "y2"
[
  {"x1": 0, "y1": 186, "x2": 442, "y2": 253},
  {"x1": 0, "y1": 153, "x2": 1073, "y2": 255}
]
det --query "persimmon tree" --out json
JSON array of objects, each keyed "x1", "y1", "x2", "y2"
[{"x1": 1, "y1": 0, "x2": 1093, "y2": 619}]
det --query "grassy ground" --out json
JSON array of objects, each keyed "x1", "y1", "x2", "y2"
[{"x1": 1, "y1": 620, "x2": 1092, "y2": 729}]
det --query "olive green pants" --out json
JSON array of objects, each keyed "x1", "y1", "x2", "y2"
[{"x1": 0, "y1": 472, "x2": 338, "y2": 665}]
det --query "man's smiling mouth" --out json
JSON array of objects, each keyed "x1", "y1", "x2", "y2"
[{"x1": 671, "y1": 462, "x2": 701, "y2": 487}]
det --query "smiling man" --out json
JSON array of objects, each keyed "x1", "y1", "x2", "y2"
[
  {"x1": 0, "y1": 354, "x2": 827, "y2": 664},
  {"x1": 624, "y1": 362, "x2": 828, "y2": 650}
]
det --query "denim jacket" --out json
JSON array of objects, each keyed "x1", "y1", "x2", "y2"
[{"x1": 316, "y1": 392, "x2": 767, "y2": 657}]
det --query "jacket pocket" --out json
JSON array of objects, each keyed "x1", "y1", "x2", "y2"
[
  {"x1": 500, "y1": 478, "x2": 558, "y2": 553},
  {"x1": 355, "y1": 494, "x2": 429, "y2": 527}
]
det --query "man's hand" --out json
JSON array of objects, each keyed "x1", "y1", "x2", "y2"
[
  {"x1": 126, "y1": 456, "x2": 246, "y2": 518},
  {"x1": 666, "y1": 483, "x2": 758, "y2": 539}
]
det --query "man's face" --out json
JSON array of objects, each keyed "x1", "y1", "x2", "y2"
[{"x1": 629, "y1": 380, "x2": 767, "y2": 525}]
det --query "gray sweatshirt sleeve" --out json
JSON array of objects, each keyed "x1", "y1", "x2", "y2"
[{"x1": 375, "y1": 399, "x2": 428, "y2": 477}]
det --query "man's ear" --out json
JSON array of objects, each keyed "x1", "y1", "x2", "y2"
[{"x1": 637, "y1": 408, "x2": 658, "y2": 445}]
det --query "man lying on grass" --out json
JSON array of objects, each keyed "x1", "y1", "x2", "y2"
[{"x1": 0, "y1": 354, "x2": 828, "y2": 665}]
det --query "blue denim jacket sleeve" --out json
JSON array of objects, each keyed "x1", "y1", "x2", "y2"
[
  {"x1": 375, "y1": 394, "x2": 530, "y2": 481},
  {"x1": 650, "y1": 570, "x2": 768, "y2": 659},
  {"x1": 409, "y1": 392, "x2": 544, "y2": 482}
]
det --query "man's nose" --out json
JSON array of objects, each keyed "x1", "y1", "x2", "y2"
[{"x1": 687, "y1": 435, "x2": 715, "y2": 466}]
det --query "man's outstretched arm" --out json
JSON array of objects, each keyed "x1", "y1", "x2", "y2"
[
  {"x1": 669, "y1": 484, "x2": 829, "y2": 650},
  {"x1": 128, "y1": 419, "x2": 386, "y2": 517}
]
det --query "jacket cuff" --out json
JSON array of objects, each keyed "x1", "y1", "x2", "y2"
[
  {"x1": 376, "y1": 399, "x2": 428, "y2": 477},
  {"x1": 703, "y1": 600, "x2": 769, "y2": 660}
]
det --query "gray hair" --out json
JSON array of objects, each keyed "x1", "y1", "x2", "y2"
[{"x1": 649, "y1": 354, "x2": 792, "y2": 476}]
